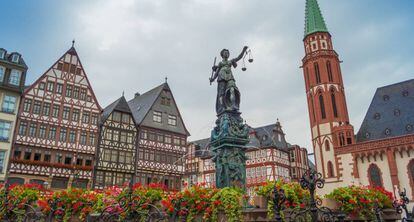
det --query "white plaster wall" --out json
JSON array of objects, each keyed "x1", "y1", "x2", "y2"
[
  {"x1": 358, "y1": 156, "x2": 394, "y2": 192},
  {"x1": 339, "y1": 153, "x2": 358, "y2": 185},
  {"x1": 395, "y1": 149, "x2": 414, "y2": 199},
  {"x1": 0, "y1": 90, "x2": 21, "y2": 181}
]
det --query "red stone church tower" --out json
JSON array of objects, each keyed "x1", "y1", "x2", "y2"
[{"x1": 302, "y1": 0, "x2": 354, "y2": 182}]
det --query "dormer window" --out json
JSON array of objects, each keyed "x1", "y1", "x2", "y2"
[
  {"x1": 11, "y1": 53, "x2": 20, "y2": 63},
  {"x1": 402, "y1": 91, "x2": 409, "y2": 97},
  {"x1": 394, "y1": 109, "x2": 401, "y2": 116},
  {"x1": 0, "y1": 49, "x2": 5, "y2": 59}
]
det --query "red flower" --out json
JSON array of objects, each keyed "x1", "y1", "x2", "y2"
[{"x1": 73, "y1": 201, "x2": 83, "y2": 211}]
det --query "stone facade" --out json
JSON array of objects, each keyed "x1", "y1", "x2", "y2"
[
  {"x1": 302, "y1": 0, "x2": 414, "y2": 198},
  {"x1": 0, "y1": 48, "x2": 27, "y2": 182}
]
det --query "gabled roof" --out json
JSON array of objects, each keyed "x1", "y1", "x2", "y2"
[
  {"x1": 23, "y1": 46, "x2": 102, "y2": 110},
  {"x1": 101, "y1": 96, "x2": 132, "y2": 124},
  {"x1": 356, "y1": 79, "x2": 414, "y2": 142},
  {"x1": 304, "y1": 0, "x2": 329, "y2": 37},
  {"x1": 127, "y1": 82, "x2": 190, "y2": 135},
  {"x1": 128, "y1": 83, "x2": 167, "y2": 125}
]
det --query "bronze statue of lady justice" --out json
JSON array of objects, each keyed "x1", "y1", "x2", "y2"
[{"x1": 209, "y1": 46, "x2": 252, "y2": 115}]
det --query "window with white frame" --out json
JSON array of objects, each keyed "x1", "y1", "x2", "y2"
[
  {"x1": 0, "y1": 151, "x2": 5, "y2": 173},
  {"x1": 168, "y1": 115, "x2": 177, "y2": 126},
  {"x1": 153, "y1": 111, "x2": 162, "y2": 123},
  {"x1": 2, "y1": 95, "x2": 16, "y2": 113},
  {"x1": 11, "y1": 54, "x2": 20, "y2": 63},
  {"x1": 0, "y1": 121, "x2": 11, "y2": 141},
  {"x1": 9, "y1": 69, "x2": 21, "y2": 86},
  {"x1": 0, "y1": 66, "x2": 5, "y2": 82}
]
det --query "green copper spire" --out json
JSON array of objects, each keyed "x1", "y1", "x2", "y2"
[{"x1": 304, "y1": 0, "x2": 329, "y2": 37}]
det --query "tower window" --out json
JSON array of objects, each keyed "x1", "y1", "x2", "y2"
[
  {"x1": 327, "y1": 61, "x2": 333, "y2": 82},
  {"x1": 314, "y1": 63, "x2": 321, "y2": 84},
  {"x1": 319, "y1": 94, "x2": 326, "y2": 119},
  {"x1": 305, "y1": 67, "x2": 310, "y2": 86},
  {"x1": 331, "y1": 91, "x2": 338, "y2": 118},
  {"x1": 327, "y1": 161, "x2": 334, "y2": 178},
  {"x1": 325, "y1": 141, "x2": 330, "y2": 151},
  {"x1": 368, "y1": 164, "x2": 383, "y2": 188}
]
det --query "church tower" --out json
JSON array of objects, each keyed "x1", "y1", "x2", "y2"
[{"x1": 302, "y1": 0, "x2": 354, "y2": 182}]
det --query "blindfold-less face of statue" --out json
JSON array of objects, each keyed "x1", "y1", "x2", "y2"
[{"x1": 221, "y1": 50, "x2": 230, "y2": 59}]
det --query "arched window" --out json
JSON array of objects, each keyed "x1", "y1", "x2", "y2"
[
  {"x1": 311, "y1": 97, "x2": 316, "y2": 123},
  {"x1": 314, "y1": 63, "x2": 321, "y2": 84},
  {"x1": 327, "y1": 161, "x2": 334, "y2": 177},
  {"x1": 408, "y1": 160, "x2": 414, "y2": 196},
  {"x1": 319, "y1": 94, "x2": 326, "y2": 119},
  {"x1": 325, "y1": 141, "x2": 330, "y2": 151},
  {"x1": 327, "y1": 61, "x2": 333, "y2": 82},
  {"x1": 305, "y1": 67, "x2": 310, "y2": 86},
  {"x1": 368, "y1": 164, "x2": 383, "y2": 188},
  {"x1": 331, "y1": 91, "x2": 338, "y2": 118}
]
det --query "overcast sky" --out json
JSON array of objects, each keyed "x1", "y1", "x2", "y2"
[{"x1": 2, "y1": 0, "x2": 414, "y2": 155}]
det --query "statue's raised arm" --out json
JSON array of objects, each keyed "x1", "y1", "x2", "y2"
[{"x1": 231, "y1": 46, "x2": 248, "y2": 68}]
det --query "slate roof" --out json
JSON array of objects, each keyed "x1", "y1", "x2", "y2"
[
  {"x1": 356, "y1": 79, "x2": 414, "y2": 142},
  {"x1": 0, "y1": 48, "x2": 28, "y2": 69},
  {"x1": 101, "y1": 96, "x2": 132, "y2": 124},
  {"x1": 252, "y1": 122, "x2": 288, "y2": 149},
  {"x1": 191, "y1": 138, "x2": 211, "y2": 158},
  {"x1": 191, "y1": 120, "x2": 290, "y2": 157},
  {"x1": 304, "y1": 0, "x2": 329, "y2": 37},
  {"x1": 127, "y1": 83, "x2": 168, "y2": 125}
]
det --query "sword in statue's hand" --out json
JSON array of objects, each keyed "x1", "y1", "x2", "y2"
[{"x1": 210, "y1": 57, "x2": 217, "y2": 85}]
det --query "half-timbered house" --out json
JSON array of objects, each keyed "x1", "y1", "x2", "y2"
[
  {"x1": 9, "y1": 45, "x2": 101, "y2": 189},
  {"x1": 93, "y1": 96, "x2": 138, "y2": 189},
  {"x1": 94, "y1": 82, "x2": 189, "y2": 190},
  {"x1": 185, "y1": 120, "x2": 310, "y2": 198}
]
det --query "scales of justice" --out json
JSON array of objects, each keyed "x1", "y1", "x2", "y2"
[{"x1": 208, "y1": 46, "x2": 253, "y2": 189}]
